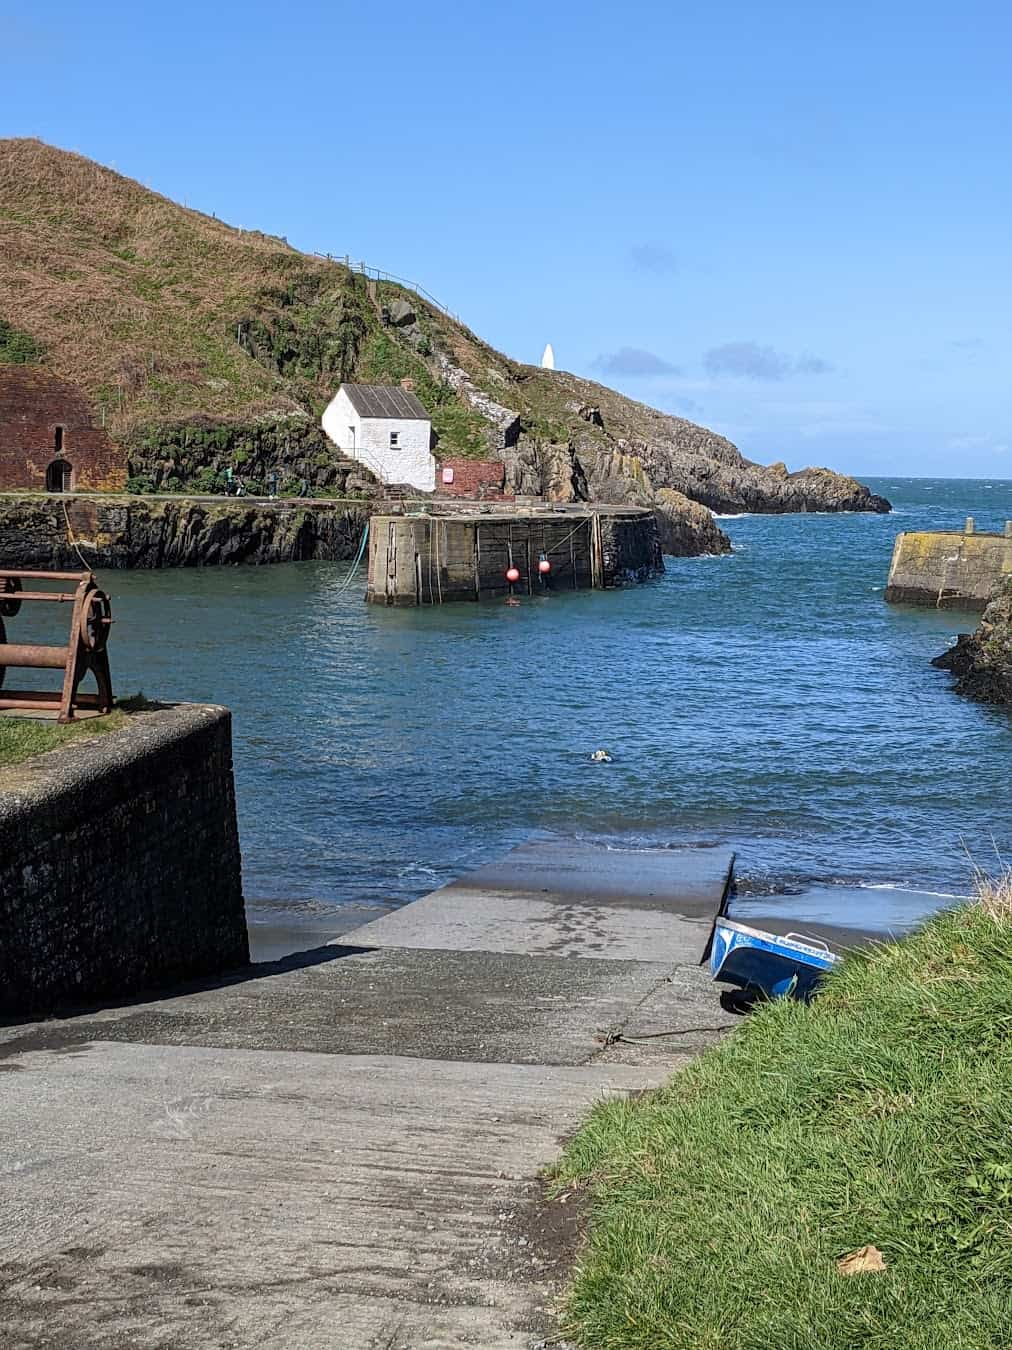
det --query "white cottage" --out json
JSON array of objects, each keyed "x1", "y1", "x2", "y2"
[{"x1": 321, "y1": 383, "x2": 435, "y2": 492}]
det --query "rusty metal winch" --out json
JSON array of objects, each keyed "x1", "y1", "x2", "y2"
[{"x1": 0, "y1": 570, "x2": 114, "y2": 723}]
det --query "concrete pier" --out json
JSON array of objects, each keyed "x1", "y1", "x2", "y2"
[
  {"x1": 885, "y1": 522, "x2": 1012, "y2": 609},
  {"x1": 0, "y1": 841, "x2": 734, "y2": 1348},
  {"x1": 366, "y1": 504, "x2": 663, "y2": 604}
]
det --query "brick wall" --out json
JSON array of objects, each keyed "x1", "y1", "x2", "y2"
[
  {"x1": 0, "y1": 704, "x2": 249, "y2": 1015},
  {"x1": 0, "y1": 367, "x2": 127, "y2": 492},
  {"x1": 436, "y1": 458, "x2": 512, "y2": 500}
]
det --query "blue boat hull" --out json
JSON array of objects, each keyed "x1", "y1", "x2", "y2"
[{"x1": 709, "y1": 919, "x2": 839, "y2": 1001}]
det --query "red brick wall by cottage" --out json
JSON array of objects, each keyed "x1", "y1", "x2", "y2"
[
  {"x1": 436, "y1": 458, "x2": 512, "y2": 500},
  {"x1": 0, "y1": 367, "x2": 126, "y2": 492}
]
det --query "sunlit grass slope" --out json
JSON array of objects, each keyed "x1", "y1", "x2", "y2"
[{"x1": 555, "y1": 874, "x2": 1012, "y2": 1350}]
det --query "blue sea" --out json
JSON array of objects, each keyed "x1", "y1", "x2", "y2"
[{"x1": 90, "y1": 477, "x2": 1012, "y2": 930}]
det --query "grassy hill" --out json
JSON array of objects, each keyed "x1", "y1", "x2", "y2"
[
  {"x1": 0, "y1": 139, "x2": 888, "y2": 517},
  {"x1": 0, "y1": 139, "x2": 472, "y2": 437}
]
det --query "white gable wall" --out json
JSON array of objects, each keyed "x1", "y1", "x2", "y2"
[{"x1": 322, "y1": 388, "x2": 435, "y2": 491}]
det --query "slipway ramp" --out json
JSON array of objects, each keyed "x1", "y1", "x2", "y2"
[{"x1": 0, "y1": 842, "x2": 734, "y2": 1349}]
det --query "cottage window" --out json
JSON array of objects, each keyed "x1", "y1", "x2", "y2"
[
  {"x1": 389, "y1": 431, "x2": 399, "y2": 448},
  {"x1": 54, "y1": 426, "x2": 64, "y2": 453}
]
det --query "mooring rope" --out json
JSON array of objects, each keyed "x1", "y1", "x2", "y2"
[
  {"x1": 62, "y1": 500, "x2": 96, "y2": 572},
  {"x1": 549, "y1": 518, "x2": 589, "y2": 557},
  {"x1": 332, "y1": 521, "x2": 370, "y2": 598}
]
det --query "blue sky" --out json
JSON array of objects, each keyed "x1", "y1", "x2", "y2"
[{"x1": 3, "y1": 0, "x2": 1011, "y2": 479}]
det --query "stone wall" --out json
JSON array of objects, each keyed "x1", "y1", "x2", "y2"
[
  {"x1": 885, "y1": 523, "x2": 1012, "y2": 609},
  {"x1": 0, "y1": 704, "x2": 248, "y2": 1015},
  {"x1": 0, "y1": 494, "x2": 371, "y2": 569},
  {"x1": 366, "y1": 508, "x2": 662, "y2": 605},
  {"x1": 0, "y1": 367, "x2": 126, "y2": 492},
  {"x1": 600, "y1": 511, "x2": 665, "y2": 583}
]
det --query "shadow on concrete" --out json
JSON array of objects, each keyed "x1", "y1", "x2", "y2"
[{"x1": 0, "y1": 942, "x2": 375, "y2": 1035}]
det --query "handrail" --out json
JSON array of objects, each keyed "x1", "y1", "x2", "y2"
[{"x1": 311, "y1": 253, "x2": 461, "y2": 323}]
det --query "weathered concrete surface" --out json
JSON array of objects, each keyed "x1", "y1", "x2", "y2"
[
  {"x1": 0, "y1": 841, "x2": 737, "y2": 1347},
  {"x1": 0, "y1": 703, "x2": 248, "y2": 1015},
  {"x1": 884, "y1": 524, "x2": 1012, "y2": 609},
  {"x1": 0, "y1": 945, "x2": 679, "y2": 1066},
  {"x1": 245, "y1": 901, "x2": 388, "y2": 963},
  {"x1": 366, "y1": 507, "x2": 663, "y2": 605},
  {"x1": 343, "y1": 842, "x2": 734, "y2": 964},
  {"x1": 0, "y1": 1042, "x2": 661, "y2": 1350}
]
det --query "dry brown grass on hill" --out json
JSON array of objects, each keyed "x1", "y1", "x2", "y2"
[
  {"x1": 0, "y1": 138, "x2": 344, "y2": 426},
  {"x1": 974, "y1": 865, "x2": 1012, "y2": 921},
  {"x1": 0, "y1": 139, "x2": 887, "y2": 510}
]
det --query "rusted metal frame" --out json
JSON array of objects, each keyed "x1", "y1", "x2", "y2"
[
  {"x1": 0, "y1": 644, "x2": 70, "y2": 669},
  {"x1": 57, "y1": 580, "x2": 90, "y2": 722},
  {"x1": 0, "y1": 569, "x2": 89, "y2": 582},
  {"x1": 0, "y1": 689, "x2": 106, "y2": 710},
  {"x1": 4, "y1": 591, "x2": 77, "y2": 602},
  {"x1": 0, "y1": 570, "x2": 113, "y2": 723}
]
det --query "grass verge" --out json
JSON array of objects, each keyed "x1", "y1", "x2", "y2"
[
  {"x1": 554, "y1": 871, "x2": 1012, "y2": 1349},
  {"x1": 0, "y1": 696, "x2": 147, "y2": 769}
]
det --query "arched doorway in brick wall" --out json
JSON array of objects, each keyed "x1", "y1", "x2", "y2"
[{"x1": 46, "y1": 458, "x2": 73, "y2": 492}]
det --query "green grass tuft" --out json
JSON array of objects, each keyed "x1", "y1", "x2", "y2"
[
  {"x1": 0, "y1": 315, "x2": 43, "y2": 364},
  {"x1": 0, "y1": 696, "x2": 148, "y2": 767},
  {"x1": 555, "y1": 880, "x2": 1012, "y2": 1349}
]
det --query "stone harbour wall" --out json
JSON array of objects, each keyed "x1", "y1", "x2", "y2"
[
  {"x1": 885, "y1": 523, "x2": 1012, "y2": 610},
  {"x1": 600, "y1": 510, "x2": 664, "y2": 583},
  {"x1": 366, "y1": 507, "x2": 663, "y2": 605},
  {"x1": 0, "y1": 494, "x2": 371, "y2": 569},
  {"x1": 0, "y1": 704, "x2": 249, "y2": 1015}
]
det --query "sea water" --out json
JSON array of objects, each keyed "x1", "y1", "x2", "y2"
[{"x1": 92, "y1": 477, "x2": 1011, "y2": 936}]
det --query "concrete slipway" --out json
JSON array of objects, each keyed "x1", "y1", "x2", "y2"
[{"x1": 0, "y1": 842, "x2": 736, "y2": 1350}]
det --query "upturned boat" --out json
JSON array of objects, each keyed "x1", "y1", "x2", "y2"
[{"x1": 709, "y1": 917, "x2": 841, "y2": 1001}]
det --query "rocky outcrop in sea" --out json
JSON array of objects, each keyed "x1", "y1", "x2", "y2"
[
  {"x1": 932, "y1": 579, "x2": 1012, "y2": 705},
  {"x1": 654, "y1": 489, "x2": 732, "y2": 557}
]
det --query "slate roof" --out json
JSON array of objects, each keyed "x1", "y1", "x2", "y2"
[{"x1": 341, "y1": 384, "x2": 429, "y2": 420}]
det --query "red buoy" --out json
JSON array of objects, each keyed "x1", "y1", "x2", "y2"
[
  {"x1": 538, "y1": 558, "x2": 551, "y2": 575},
  {"x1": 505, "y1": 566, "x2": 521, "y2": 584}
]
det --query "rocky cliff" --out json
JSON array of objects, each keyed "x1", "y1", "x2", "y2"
[
  {"x1": 125, "y1": 414, "x2": 380, "y2": 499},
  {"x1": 654, "y1": 489, "x2": 732, "y2": 557},
  {"x1": 0, "y1": 496, "x2": 370, "y2": 570},
  {"x1": 0, "y1": 493, "x2": 730, "y2": 571},
  {"x1": 932, "y1": 579, "x2": 1012, "y2": 706},
  {"x1": 1, "y1": 137, "x2": 889, "y2": 536}
]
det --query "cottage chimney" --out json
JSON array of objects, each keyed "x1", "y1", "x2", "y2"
[{"x1": 400, "y1": 378, "x2": 415, "y2": 392}]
